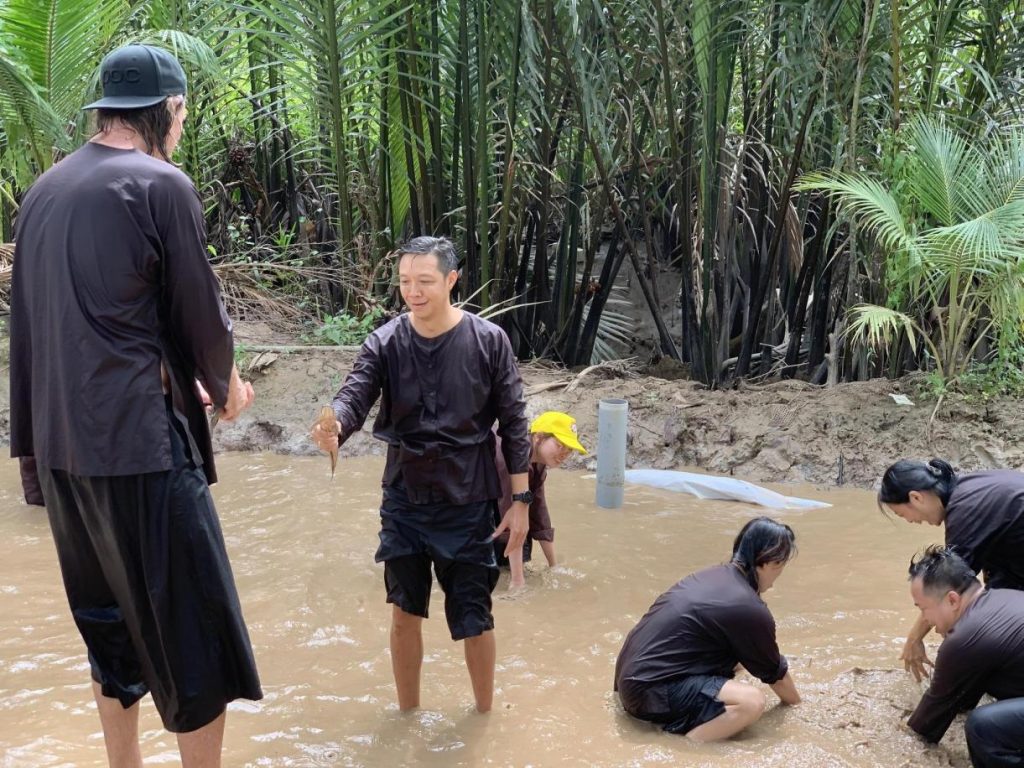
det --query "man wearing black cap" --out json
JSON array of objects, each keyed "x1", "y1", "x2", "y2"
[{"x1": 9, "y1": 44, "x2": 262, "y2": 767}]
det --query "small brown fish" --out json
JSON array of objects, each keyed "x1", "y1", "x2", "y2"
[{"x1": 317, "y1": 405, "x2": 340, "y2": 477}]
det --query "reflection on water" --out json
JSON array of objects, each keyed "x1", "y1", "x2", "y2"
[{"x1": 0, "y1": 455, "x2": 969, "y2": 766}]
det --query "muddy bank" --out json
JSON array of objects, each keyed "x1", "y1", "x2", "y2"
[{"x1": 2, "y1": 326, "x2": 1022, "y2": 489}]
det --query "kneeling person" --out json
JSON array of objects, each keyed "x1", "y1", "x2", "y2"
[
  {"x1": 906, "y1": 546, "x2": 1024, "y2": 767},
  {"x1": 614, "y1": 517, "x2": 800, "y2": 742}
]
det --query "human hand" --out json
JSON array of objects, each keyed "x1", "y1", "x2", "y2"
[
  {"x1": 900, "y1": 637, "x2": 933, "y2": 682},
  {"x1": 311, "y1": 406, "x2": 341, "y2": 477},
  {"x1": 310, "y1": 412, "x2": 342, "y2": 454},
  {"x1": 492, "y1": 501, "x2": 528, "y2": 557},
  {"x1": 218, "y1": 367, "x2": 255, "y2": 422}
]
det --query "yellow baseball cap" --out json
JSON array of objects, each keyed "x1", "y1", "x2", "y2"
[{"x1": 530, "y1": 411, "x2": 587, "y2": 454}]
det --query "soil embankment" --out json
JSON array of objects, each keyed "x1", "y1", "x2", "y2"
[{"x1": 2, "y1": 324, "x2": 1022, "y2": 487}]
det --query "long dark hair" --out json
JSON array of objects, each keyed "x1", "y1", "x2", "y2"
[
  {"x1": 730, "y1": 516, "x2": 797, "y2": 592},
  {"x1": 878, "y1": 458, "x2": 957, "y2": 513},
  {"x1": 94, "y1": 98, "x2": 180, "y2": 162}
]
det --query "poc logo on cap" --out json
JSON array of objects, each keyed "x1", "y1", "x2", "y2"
[{"x1": 103, "y1": 68, "x2": 141, "y2": 84}]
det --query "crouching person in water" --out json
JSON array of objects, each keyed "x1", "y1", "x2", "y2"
[
  {"x1": 614, "y1": 517, "x2": 800, "y2": 741},
  {"x1": 906, "y1": 546, "x2": 1024, "y2": 767},
  {"x1": 878, "y1": 458, "x2": 1024, "y2": 681}
]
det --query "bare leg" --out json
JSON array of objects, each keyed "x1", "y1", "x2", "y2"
[
  {"x1": 464, "y1": 630, "x2": 496, "y2": 713},
  {"x1": 685, "y1": 680, "x2": 766, "y2": 742},
  {"x1": 538, "y1": 540, "x2": 557, "y2": 567},
  {"x1": 176, "y1": 711, "x2": 226, "y2": 768},
  {"x1": 390, "y1": 606, "x2": 424, "y2": 710},
  {"x1": 508, "y1": 548, "x2": 526, "y2": 589},
  {"x1": 92, "y1": 681, "x2": 143, "y2": 768}
]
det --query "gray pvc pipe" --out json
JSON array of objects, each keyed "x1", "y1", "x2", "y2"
[{"x1": 596, "y1": 398, "x2": 628, "y2": 509}]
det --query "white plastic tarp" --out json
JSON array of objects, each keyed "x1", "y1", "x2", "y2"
[{"x1": 623, "y1": 469, "x2": 831, "y2": 510}]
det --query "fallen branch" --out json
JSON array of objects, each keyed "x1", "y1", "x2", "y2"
[
  {"x1": 565, "y1": 358, "x2": 640, "y2": 393},
  {"x1": 525, "y1": 380, "x2": 572, "y2": 396}
]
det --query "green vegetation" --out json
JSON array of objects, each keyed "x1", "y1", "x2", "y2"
[
  {"x1": 308, "y1": 308, "x2": 386, "y2": 346},
  {"x1": 1, "y1": 0, "x2": 1022, "y2": 386},
  {"x1": 800, "y1": 118, "x2": 1024, "y2": 389}
]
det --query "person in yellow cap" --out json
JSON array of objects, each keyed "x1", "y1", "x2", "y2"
[{"x1": 492, "y1": 411, "x2": 587, "y2": 589}]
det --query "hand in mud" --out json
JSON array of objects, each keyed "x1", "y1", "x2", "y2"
[
  {"x1": 900, "y1": 637, "x2": 933, "y2": 682},
  {"x1": 492, "y1": 501, "x2": 528, "y2": 556}
]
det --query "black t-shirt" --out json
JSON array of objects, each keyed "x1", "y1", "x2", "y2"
[
  {"x1": 945, "y1": 471, "x2": 1024, "y2": 589},
  {"x1": 908, "y1": 588, "x2": 1024, "y2": 743},
  {"x1": 614, "y1": 564, "x2": 788, "y2": 716}
]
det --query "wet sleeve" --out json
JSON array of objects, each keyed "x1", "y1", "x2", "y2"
[
  {"x1": 332, "y1": 333, "x2": 384, "y2": 444},
  {"x1": 529, "y1": 472, "x2": 554, "y2": 541},
  {"x1": 907, "y1": 639, "x2": 985, "y2": 743},
  {"x1": 728, "y1": 603, "x2": 788, "y2": 684},
  {"x1": 156, "y1": 173, "x2": 234, "y2": 407},
  {"x1": 490, "y1": 329, "x2": 530, "y2": 475}
]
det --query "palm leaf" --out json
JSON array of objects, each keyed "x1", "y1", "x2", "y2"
[
  {"x1": 795, "y1": 170, "x2": 913, "y2": 255},
  {"x1": 0, "y1": 0, "x2": 130, "y2": 120}
]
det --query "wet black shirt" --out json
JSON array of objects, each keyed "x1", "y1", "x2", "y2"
[
  {"x1": 908, "y1": 588, "x2": 1024, "y2": 743},
  {"x1": 945, "y1": 471, "x2": 1024, "y2": 589},
  {"x1": 10, "y1": 143, "x2": 233, "y2": 482},
  {"x1": 614, "y1": 564, "x2": 789, "y2": 716},
  {"x1": 331, "y1": 311, "x2": 530, "y2": 504}
]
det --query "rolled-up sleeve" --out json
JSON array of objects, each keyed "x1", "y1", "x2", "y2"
[
  {"x1": 156, "y1": 173, "x2": 234, "y2": 406},
  {"x1": 491, "y1": 331, "x2": 529, "y2": 474},
  {"x1": 332, "y1": 334, "x2": 384, "y2": 444}
]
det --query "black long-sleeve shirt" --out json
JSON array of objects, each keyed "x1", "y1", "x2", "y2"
[
  {"x1": 332, "y1": 311, "x2": 530, "y2": 504},
  {"x1": 615, "y1": 564, "x2": 789, "y2": 716},
  {"x1": 908, "y1": 588, "x2": 1024, "y2": 743},
  {"x1": 10, "y1": 143, "x2": 232, "y2": 482},
  {"x1": 944, "y1": 471, "x2": 1024, "y2": 589}
]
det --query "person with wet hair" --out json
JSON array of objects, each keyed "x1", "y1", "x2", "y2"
[
  {"x1": 311, "y1": 235, "x2": 531, "y2": 714},
  {"x1": 613, "y1": 516, "x2": 801, "y2": 742},
  {"x1": 905, "y1": 546, "x2": 1024, "y2": 767},
  {"x1": 878, "y1": 459, "x2": 1024, "y2": 681},
  {"x1": 9, "y1": 45, "x2": 262, "y2": 766}
]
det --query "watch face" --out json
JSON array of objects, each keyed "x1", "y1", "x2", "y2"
[{"x1": 515, "y1": 491, "x2": 534, "y2": 504}]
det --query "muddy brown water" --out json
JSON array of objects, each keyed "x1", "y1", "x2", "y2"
[{"x1": 1, "y1": 455, "x2": 972, "y2": 767}]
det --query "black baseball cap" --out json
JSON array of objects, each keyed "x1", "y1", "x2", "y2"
[{"x1": 83, "y1": 45, "x2": 187, "y2": 111}]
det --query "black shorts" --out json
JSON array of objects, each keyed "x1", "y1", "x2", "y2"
[
  {"x1": 37, "y1": 406, "x2": 262, "y2": 733},
  {"x1": 376, "y1": 484, "x2": 499, "y2": 640},
  {"x1": 627, "y1": 675, "x2": 728, "y2": 736}
]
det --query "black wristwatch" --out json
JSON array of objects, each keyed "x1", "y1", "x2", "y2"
[{"x1": 511, "y1": 490, "x2": 534, "y2": 505}]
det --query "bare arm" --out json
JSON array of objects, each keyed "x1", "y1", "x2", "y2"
[
  {"x1": 769, "y1": 672, "x2": 800, "y2": 705},
  {"x1": 508, "y1": 547, "x2": 526, "y2": 589}
]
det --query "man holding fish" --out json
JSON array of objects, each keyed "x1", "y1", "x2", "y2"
[{"x1": 311, "y1": 235, "x2": 531, "y2": 713}]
